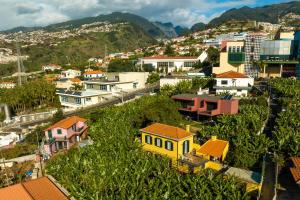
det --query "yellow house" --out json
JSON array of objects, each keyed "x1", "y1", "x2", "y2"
[
  {"x1": 196, "y1": 136, "x2": 229, "y2": 162},
  {"x1": 141, "y1": 123, "x2": 194, "y2": 162}
]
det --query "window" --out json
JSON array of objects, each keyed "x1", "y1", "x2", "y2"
[
  {"x1": 183, "y1": 140, "x2": 190, "y2": 154},
  {"x1": 48, "y1": 130, "x2": 52, "y2": 138},
  {"x1": 184, "y1": 62, "x2": 196, "y2": 67},
  {"x1": 72, "y1": 124, "x2": 77, "y2": 131},
  {"x1": 200, "y1": 100, "x2": 204, "y2": 108},
  {"x1": 155, "y1": 138, "x2": 163, "y2": 147},
  {"x1": 221, "y1": 80, "x2": 228, "y2": 85},
  {"x1": 133, "y1": 83, "x2": 138, "y2": 89},
  {"x1": 86, "y1": 97, "x2": 92, "y2": 102},
  {"x1": 251, "y1": 38, "x2": 255, "y2": 43},
  {"x1": 251, "y1": 46, "x2": 255, "y2": 53},
  {"x1": 100, "y1": 85, "x2": 107, "y2": 91},
  {"x1": 61, "y1": 96, "x2": 68, "y2": 102},
  {"x1": 165, "y1": 141, "x2": 173, "y2": 151},
  {"x1": 237, "y1": 89, "x2": 242, "y2": 92},
  {"x1": 145, "y1": 135, "x2": 152, "y2": 144},
  {"x1": 87, "y1": 84, "x2": 94, "y2": 89},
  {"x1": 57, "y1": 129, "x2": 62, "y2": 135},
  {"x1": 250, "y1": 55, "x2": 254, "y2": 61},
  {"x1": 75, "y1": 98, "x2": 81, "y2": 104}
]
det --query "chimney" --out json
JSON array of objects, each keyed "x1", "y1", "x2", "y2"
[
  {"x1": 211, "y1": 136, "x2": 217, "y2": 141},
  {"x1": 186, "y1": 125, "x2": 190, "y2": 133}
]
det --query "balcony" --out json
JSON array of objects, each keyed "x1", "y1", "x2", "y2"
[
  {"x1": 228, "y1": 52, "x2": 245, "y2": 64},
  {"x1": 67, "y1": 125, "x2": 88, "y2": 139}
]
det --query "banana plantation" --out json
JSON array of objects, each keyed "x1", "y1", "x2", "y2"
[
  {"x1": 194, "y1": 97, "x2": 271, "y2": 170},
  {"x1": 46, "y1": 95, "x2": 250, "y2": 199},
  {"x1": 270, "y1": 78, "x2": 300, "y2": 159}
]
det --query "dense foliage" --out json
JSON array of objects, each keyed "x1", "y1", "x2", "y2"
[
  {"x1": 270, "y1": 78, "x2": 300, "y2": 158},
  {"x1": 0, "y1": 79, "x2": 59, "y2": 114},
  {"x1": 47, "y1": 95, "x2": 249, "y2": 199},
  {"x1": 146, "y1": 73, "x2": 160, "y2": 84},
  {"x1": 0, "y1": 144, "x2": 36, "y2": 159},
  {"x1": 195, "y1": 98, "x2": 271, "y2": 169},
  {"x1": 107, "y1": 59, "x2": 137, "y2": 72},
  {"x1": 160, "y1": 77, "x2": 213, "y2": 96}
]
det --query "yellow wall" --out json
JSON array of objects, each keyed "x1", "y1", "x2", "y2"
[
  {"x1": 213, "y1": 52, "x2": 245, "y2": 74},
  {"x1": 205, "y1": 161, "x2": 223, "y2": 171},
  {"x1": 222, "y1": 143, "x2": 229, "y2": 161},
  {"x1": 141, "y1": 132, "x2": 193, "y2": 160}
]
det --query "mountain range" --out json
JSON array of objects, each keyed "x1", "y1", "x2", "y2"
[
  {"x1": 2, "y1": 12, "x2": 190, "y2": 38},
  {"x1": 209, "y1": 1, "x2": 300, "y2": 27}
]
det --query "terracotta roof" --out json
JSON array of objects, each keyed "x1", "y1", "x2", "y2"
[
  {"x1": 0, "y1": 184, "x2": 32, "y2": 200},
  {"x1": 140, "y1": 123, "x2": 192, "y2": 140},
  {"x1": 0, "y1": 177, "x2": 68, "y2": 200},
  {"x1": 290, "y1": 168, "x2": 300, "y2": 184},
  {"x1": 197, "y1": 138, "x2": 229, "y2": 158},
  {"x1": 45, "y1": 116, "x2": 87, "y2": 131},
  {"x1": 84, "y1": 70, "x2": 103, "y2": 75},
  {"x1": 143, "y1": 56, "x2": 198, "y2": 60},
  {"x1": 216, "y1": 71, "x2": 249, "y2": 79},
  {"x1": 291, "y1": 157, "x2": 300, "y2": 168},
  {"x1": 70, "y1": 78, "x2": 82, "y2": 83}
]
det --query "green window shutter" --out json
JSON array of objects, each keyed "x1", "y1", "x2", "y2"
[
  {"x1": 57, "y1": 129, "x2": 62, "y2": 135},
  {"x1": 48, "y1": 130, "x2": 52, "y2": 138}
]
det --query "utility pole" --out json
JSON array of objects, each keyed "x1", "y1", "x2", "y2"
[
  {"x1": 1, "y1": 152, "x2": 10, "y2": 186},
  {"x1": 15, "y1": 36, "x2": 22, "y2": 86}
]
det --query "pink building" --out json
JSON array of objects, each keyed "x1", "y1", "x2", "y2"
[
  {"x1": 172, "y1": 94, "x2": 239, "y2": 117},
  {"x1": 43, "y1": 116, "x2": 88, "y2": 155}
]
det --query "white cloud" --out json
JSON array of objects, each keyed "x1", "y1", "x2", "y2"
[{"x1": 0, "y1": 0, "x2": 259, "y2": 30}]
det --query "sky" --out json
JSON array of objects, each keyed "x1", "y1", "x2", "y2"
[{"x1": 0, "y1": 0, "x2": 295, "y2": 31}]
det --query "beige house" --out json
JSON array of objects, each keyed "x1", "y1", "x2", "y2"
[{"x1": 213, "y1": 41, "x2": 245, "y2": 75}]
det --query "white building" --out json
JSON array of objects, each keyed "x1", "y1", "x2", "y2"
[
  {"x1": 214, "y1": 71, "x2": 254, "y2": 97},
  {"x1": 58, "y1": 72, "x2": 149, "y2": 108},
  {"x1": 140, "y1": 56, "x2": 204, "y2": 73},
  {"x1": 57, "y1": 89, "x2": 111, "y2": 109},
  {"x1": 61, "y1": 69, "x2": 81, "y2": 79},
  {"x1": 0, "y1": 82, "x2": 16, "y2": 89},
  {"x1": 83, "y1": 70, "x2": 105, "y2": 79},
  {"x1": 0, "y1": 132, "x2": 21, "y2": 149},
  {"x1": 42, "y1": 64, "x2": 62, "y2": 72}
]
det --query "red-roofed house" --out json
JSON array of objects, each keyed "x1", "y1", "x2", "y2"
[
  {"x1": 140, "y1": 55, "x2": 201, "y2": 73},
  {"x1": 214, "y1": 71, "x2": 254, "y2": 96},
  {"x1": 43, "y1": 116, "x2": 88, "y2": 155},
  {"x1": 83, "y1": 70, "x2": 104, "y2": 79}
]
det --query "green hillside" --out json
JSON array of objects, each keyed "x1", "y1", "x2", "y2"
[
  {"x1": 0, "y1": 23, "x2": 156, "y2": 76},
  {"x1": 208, "y1": 1, "x2": 300, "y2": 27}
]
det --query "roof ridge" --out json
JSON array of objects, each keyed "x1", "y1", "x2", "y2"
[{"x1": 20, "y1": 182, "x2": 35, "y2": 200}]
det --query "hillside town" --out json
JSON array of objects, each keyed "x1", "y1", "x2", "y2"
[{"x1": 0, "y1": 1, "x2": 300, "y2": 200}]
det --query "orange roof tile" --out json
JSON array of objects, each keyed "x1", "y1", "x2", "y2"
[
  {"x1": 0, "y1": 177, "x2": 68, "y2": 200},
  {"x1": 290, "y1": 168, "x2": 300, "y2": 184},
  {"x1": 84, "y1": 70, "x2": 103, "y2": 75},
  {"x1": 141, "y1": 123, "x2": 192, "y2": 140},
  {"x1": 22, "y1": 177, "x2": 68, "y2": 200},
  {"x1": 70, "y1": 78, "x2": 82, "y2": 83},
  {"x1": 291, "y1": 157, "x2": 300, "y2": 168},
  {"x1": 197, "y1": 138, "x2": 228, "y2": 158},
  {"x1": 45, "y1": 116, "x2": 87, "y2": 131},
  {"x1": 143, "y1": 56, "x2": 198, "y2": 60},
  {"x1": 0, "y1": 184, "x2": 32, "y2": 200},
  {"x1": 216, "y1": 71, "x2": 249, "y2": 79}
]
